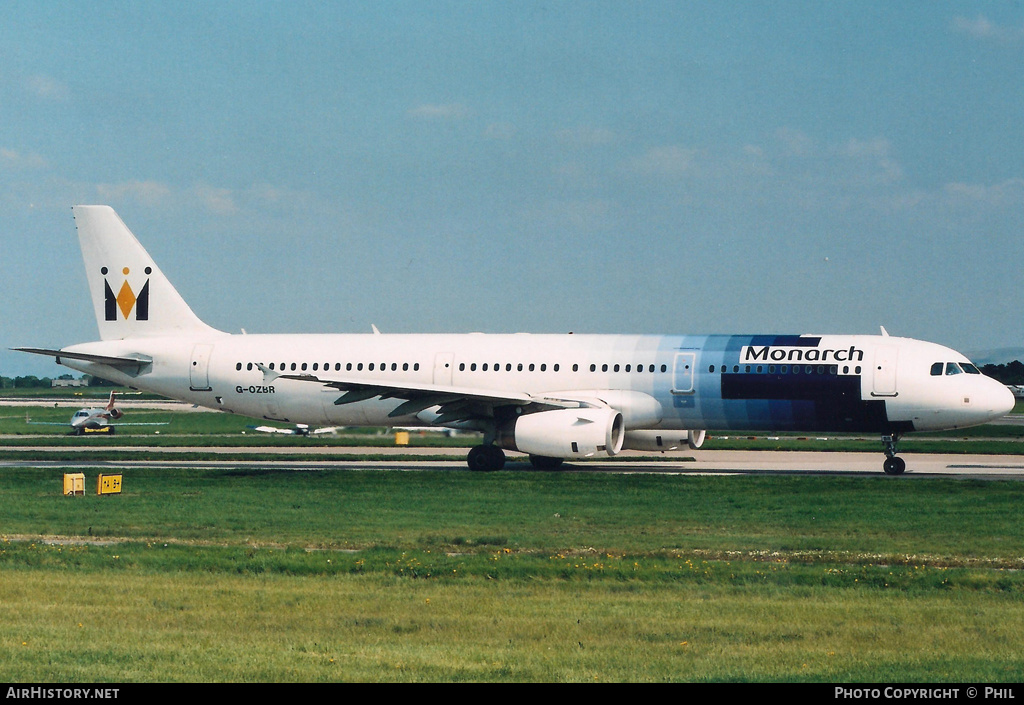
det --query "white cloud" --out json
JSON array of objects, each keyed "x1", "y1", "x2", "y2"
[
  {"x1": 24, "y1": 73, "x2": 69, "y2": 100},
  {"x1": 943, "y1": 178, "x2": 1024, "y2": 207},
  {"x1": 774, "y1": 128, "x2": 816, "y2": 158},
  {"x1": 556, "y1": 126, "x2": 616, "y2": 147},
  {"x1": 952, "y1": 15, "x2": 1024, "y2": 43},
  {"x1": 95, "y1": 180, "x2": 172, "y2": 206},
  {"x1": 0, "y1": 148, "x2": 47, "y2": 170},
  {"x1": 630, "y1": 145, "x2": 699, "y2": 176},
  {"x1": 194, "y1": 185, "x2": 238, "y2": 215},
  {"x1": 484, "y1": 122, "x2": 517, "y2": 140},
  {"x1": 407, "y1": 103, "x2": 469, "y2": 120}
]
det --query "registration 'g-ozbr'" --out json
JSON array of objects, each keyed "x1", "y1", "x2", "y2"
[{"x1": 17, "y1": 206, "x2": 1015, "y2": 474}]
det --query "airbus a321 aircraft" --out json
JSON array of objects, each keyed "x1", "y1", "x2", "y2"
[{"x1": 16, "y1": 206, "x2": 1014, "y2": 474}]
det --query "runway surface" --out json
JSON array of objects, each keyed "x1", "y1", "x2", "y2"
[{"x1": 2, "y1": 446, "x2": 1023, "y2": 478}]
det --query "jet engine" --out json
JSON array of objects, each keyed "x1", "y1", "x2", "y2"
[
  {"x1": 621, "y1": 429, "x2": 706, "y2": 451},
  {"x1": 108, "y1": 407, "x2": 123, "y2": 420},
  {"x1": 497, "y1": 408, "x2": 625, "y2": 458}
]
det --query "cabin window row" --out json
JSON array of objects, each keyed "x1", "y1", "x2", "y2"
[
  {"x1": 457, "y1": 362, "x2": 669, "y2": 373},
  {"x1": 710, "y1": 364, "x2": 862, "y2": 375},
  {"x1": 235, "y1": 361, "x2": 422, "y2": 372}
]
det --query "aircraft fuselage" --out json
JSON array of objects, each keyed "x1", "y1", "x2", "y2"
[{"x1": 58, "y1": 331, "x2": 1011, "y2": 437}]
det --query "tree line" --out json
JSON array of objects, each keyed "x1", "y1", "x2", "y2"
[
  {"x1": 979, "y1": 360, "x2": 1024, "y2": 386},
  {"x1": 0, "y1": 374, "x2": 115, "y2": 389}
]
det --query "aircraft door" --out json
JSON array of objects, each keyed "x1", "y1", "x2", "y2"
[
  {"x1": 671, "y1": 352, "x2": 696, "y2": 394},
  {"x1": 433, "y1": 352, "x2": 455, "y2": 386},
  {"x1": 189, "y1": 343, "x2": 214, "y2": 391},
  {"x1": 871, "y1": 346, "x2": 898, "y2": 397}
]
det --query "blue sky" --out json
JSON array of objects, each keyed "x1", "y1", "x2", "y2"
[{"x1": 3, "y1": 1, "x2": 1024, "y2": 377}]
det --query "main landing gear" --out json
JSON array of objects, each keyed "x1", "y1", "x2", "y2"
[
  {"x1": 467, "y1": 444, "x2": 506, "y2": 472},
  {"x1": 465, "y1": 445, "x2": 567, "y2": 471},
  {"x1": 881, "y1": 434, "x2": 906, "y2": 476}
]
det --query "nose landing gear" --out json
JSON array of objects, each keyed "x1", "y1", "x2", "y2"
[{"x1": 881, "y1": 434, "x2": 906, "y2": 475}]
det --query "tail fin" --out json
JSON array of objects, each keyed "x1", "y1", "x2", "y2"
[{"x1": 73, "y1": 206, "x2": 222, "y2": 341}]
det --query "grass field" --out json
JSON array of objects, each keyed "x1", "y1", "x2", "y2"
[{"x1": 2, "y1": 466, "x2": 1024, "y2": 682}]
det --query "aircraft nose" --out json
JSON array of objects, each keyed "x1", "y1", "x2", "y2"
[
  {"x1": 976, "y1": 377, "x2": 1016, "y2": 423},
  {"x1": 993, "y1": 382, "x2": 1016, "y2": 419}
]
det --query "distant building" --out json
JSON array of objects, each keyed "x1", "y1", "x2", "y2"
[{"x1": 51, "y1": 378, "x2": 88, "y2": 388}]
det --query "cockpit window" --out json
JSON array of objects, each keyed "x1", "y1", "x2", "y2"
[
  {"x1": 930, "y1": 362, "x2": 943, "y2": 376},
  {"x1": 945, "y1": 362, "x2": 963, "y2": 375},
  {"x1": 961, "y1": 363, "x2": 981, "y2": 374}
]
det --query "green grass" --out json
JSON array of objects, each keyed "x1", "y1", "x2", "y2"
[{"x1": 2, "y1": 468, "x2": 1024, "y2": 681}]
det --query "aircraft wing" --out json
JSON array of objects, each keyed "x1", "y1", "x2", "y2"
[{"x1": 275, "y1": 371, "x2": 583, "y2": 425}]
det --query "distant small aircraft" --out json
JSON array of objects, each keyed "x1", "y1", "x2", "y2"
[{"x1": 28, "y1": 391, "x2": 168, "y2": 434}]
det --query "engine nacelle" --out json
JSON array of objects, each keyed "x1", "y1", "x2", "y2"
[
  {"x1": 108, "y1": 408, "x2": 124, "y2": 420},
  {"x1": 621, "y1": 429, "x2": 706, "y2": 452},
  {"x1": 497, "y1": 408, "x2": 625, "y2": 459}
]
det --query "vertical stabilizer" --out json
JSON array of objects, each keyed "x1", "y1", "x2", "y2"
[{"x1": 73, "y1": 205, "x2": 222, "y2": 341}]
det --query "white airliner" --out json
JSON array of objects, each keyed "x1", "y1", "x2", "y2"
[{"x1": 16, "y1": 206, "x2": 1014, "y2": 474}]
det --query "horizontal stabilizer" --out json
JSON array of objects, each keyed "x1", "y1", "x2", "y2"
[{"x1": 13, "y1": 347, "x2": 153, "y2": 369}]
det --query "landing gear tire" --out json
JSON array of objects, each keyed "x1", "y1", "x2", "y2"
[
  {"x1": 883, "y1": 456, "x2": 906, "y2": 476},
  {"x1": 529, "y1": 455, "x2": 564, "y2": 470},
  {"x1": 467, "y1": 445, "x2": 506, "y2": 472}
]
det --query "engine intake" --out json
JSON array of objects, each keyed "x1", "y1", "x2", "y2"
[{"x1": 498, "y1": 408, "x2": 625, "y2": 458}]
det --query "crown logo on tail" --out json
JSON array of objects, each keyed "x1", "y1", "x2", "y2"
[{"x1": 102, "y1": 266, "x2": 150, "y2": 321}]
